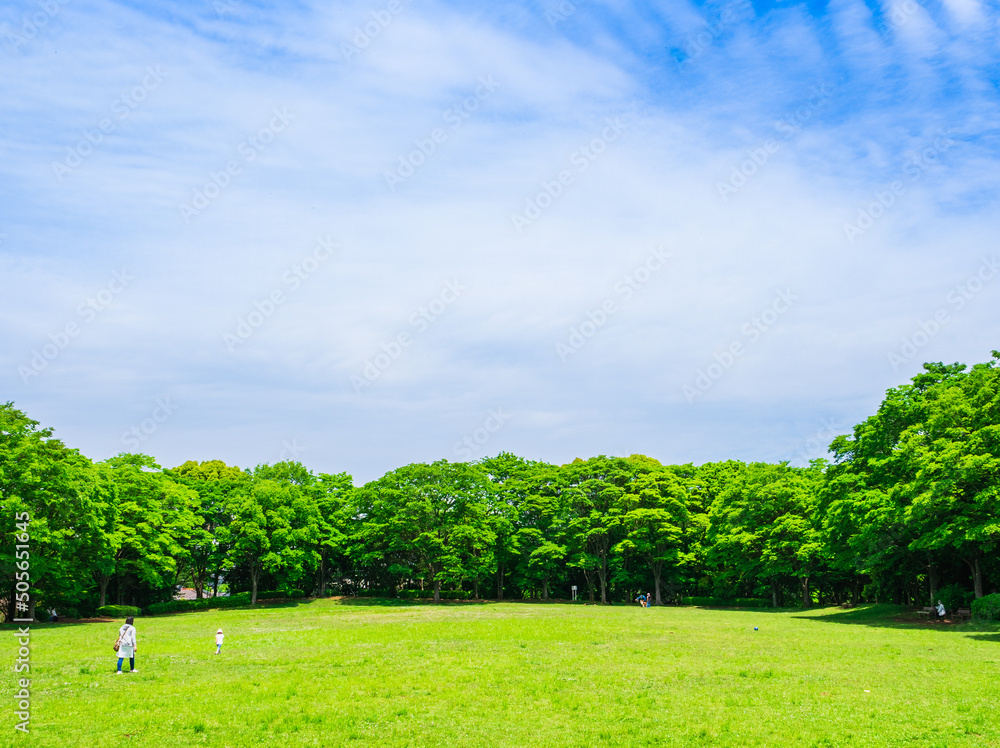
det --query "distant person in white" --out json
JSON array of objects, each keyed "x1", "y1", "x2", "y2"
[
  {"x1": 936, "y1": 601, "x2": 946, "y2": 619},
  {"x1": 116, "y1": 616, "x2": 138, "y2": 674},
  {"x1": 215, "y1": 629, "x2": 224, "y2": 654}
]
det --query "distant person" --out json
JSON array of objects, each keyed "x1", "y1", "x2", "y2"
[
  {"x1": 636, "y1": 593, "x2": 646, "y2": 607},
  {"x1": 49, "y1": 608, "x2": 58, "y2": 623},
  {"x1": 215, "y1": 629, "x2": 224, "y2": 654},
  {"x1": 116, "y1": 616, "x2": 138, "y2": 674},
  {"x1": 646, "y1": 592, "x2": 652, "y2": 608},
  {"x1": 936, "y1": 601, "x2": 946, "y2": 619}
]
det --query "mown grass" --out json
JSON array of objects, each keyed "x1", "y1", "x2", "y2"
[{"x1": 4, "y1": 600, "x2": 999, "y2": 747}]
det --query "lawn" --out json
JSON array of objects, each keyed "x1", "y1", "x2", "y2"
[{"x1": 4, "y1": 600, "x2": 999, "y2": 747}]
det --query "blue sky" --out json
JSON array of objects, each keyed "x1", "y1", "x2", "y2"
[{"x1": 2, "y1": 0, "x2": 998, "y2": 483}]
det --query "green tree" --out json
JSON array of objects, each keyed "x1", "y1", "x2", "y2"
[
  {"x1": 902, "y1": 357, "x2": 1000, "y2": 598},
  {"x1": 93, "y1": 454, "x2": 199, "y2": 607},
  {"x1": 353, "y1": 461, "x2": 494, "y2": 602},
  {"x1": 708, "y1": 462, "x2": 823, "y2": 607},
  {"x1": 561, "y1": 457, "x2": 631, "y2": 604},
  {"x1": 167, "y1": 459, "x2": 248, "y2": 598},
  {"x1": 617, "y1": 458, "x2": 688, "y2": 605},
  {"x1": 0, "y1": 403, "x2": 102, "y2": 619}
]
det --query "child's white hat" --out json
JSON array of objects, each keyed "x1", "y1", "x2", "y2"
[{"x1": 217, "y1": 629, "x2": 223, "y2": 632}]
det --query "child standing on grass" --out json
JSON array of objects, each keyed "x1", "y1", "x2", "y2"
[{"x1": 215, "y1": 629, "x2": 224, "y2": 654}]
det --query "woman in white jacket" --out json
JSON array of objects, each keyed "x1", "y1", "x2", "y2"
[{"x1": 116, "y1": 616, "x2": 138, "y2": 674}]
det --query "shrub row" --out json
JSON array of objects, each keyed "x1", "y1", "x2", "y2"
[
  {"x1": 96, "y1": 605, "x2": 141, "y2": 618},
  {"x1": 354, "y1": 589, "x2": 394, "y2": 598},
  {"x1": 681, "y1": 597, "x2": 770, "y2": 608},
  {"x1": 145, "y1": 589, "x2": 306, "y2": 615},
  {"x1": 971, "y1": 593, "x2": 1000, "y2": 620},
  {"x1": 146, "y1": 594, "x2": 251, "y2": 615},
  {"x1": 396, "y1": 589, "x2": 472, "y2": 600}
]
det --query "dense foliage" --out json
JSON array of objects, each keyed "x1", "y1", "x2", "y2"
[{"x1": 2, "y1": 353, "x2": 998, "y2": 618}]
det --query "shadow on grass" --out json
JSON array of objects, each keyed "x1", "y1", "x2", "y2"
[
  {"x1": 963, "y1": 632, "x2": 1000, "y2": 642},
  {"x1": 0, "y1": 620, "x2": 106, "y2": 629},
  {"x1": 335, "y1": 597, "x2": 496, "y2": 608},
  {"x1": 791, "y1": 604, "x2": 1000, "y2": 634}
]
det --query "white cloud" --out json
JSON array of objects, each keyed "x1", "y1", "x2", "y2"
[{"x1": 1, "y1": 0, "x2": 999, "y2": 481}]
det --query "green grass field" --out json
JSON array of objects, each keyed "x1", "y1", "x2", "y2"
[{"x1": 5, "y1": 600, "x2": 1000, "y2": 747}]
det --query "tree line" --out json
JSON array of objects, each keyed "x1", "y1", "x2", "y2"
[{"x1": 2, "y1": 353, "x2": 998, "y2": 618}]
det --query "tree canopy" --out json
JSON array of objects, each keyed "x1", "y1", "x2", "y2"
[{"x1": 1, "y1": 352, "x2": 998, "y2": 617}]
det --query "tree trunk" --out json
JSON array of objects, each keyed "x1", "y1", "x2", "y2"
[
  {"x1": 582, "y1": 567, "x2": 595, "y2": 601},
  {"x1": 318, "y1": 554, "x2": 327, "y2": 598},
  {"x1": 433, "y1": 578, "x2": 441, "y2": 603},
  {"x1": 212, "y1": 572, "x2": 220, "y2": 598},
  {"x1": 800, "y1": 576, "x2": 810, "y2": 608},
  {"x1": 772, "y1": 581, "x2": 778, "y2": 609},
  {"x1": 473, "y1": 578, "x2": 479, "y2": 600},
  {"x1": 927, "y1": 556, "x2": 939, "y2": 606},
  {"x1": 852, "y1": 576, "x2": 860, "y2": 606},
  {"x1": 973, "y1": 552, "x2": 984, "y2": 599},
  {"x1": 497, "y1": 563, "x2": 504, "y2": 600},
  {"x1": 542, "y1": 578, "x2": 549, "y2": 600},
  {"x1": 598, "y1": 552, "x2": 608, "y2": 604},
  {"x1": 653, "y1": 565, "x2": 662, "y2": 606},
  {"x1": 98, "y1": 574, "x2": 110, "y2": 608},
  {"x1": 195, "y1": 580, "x2": 203, "y2": 599},
  {"x1": 251, "y1": 567, "x2": 260, "y2": 604}
]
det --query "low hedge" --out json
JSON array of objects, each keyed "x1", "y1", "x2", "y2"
[
  {"x1": 145, "y1": 589, "x2": 305, "y2": 615},
  {"x1": 971, "y1": 593, "x2": 1000, "y2": 620},
  {"x1": 681, "y1": 596, "x2": 769, "y2": 608},
  {"x1": 96, "y1": 605, "x2": 141, "y2": 618},
  {"x1": 355, "y1": 589, "x2": 394, "y2": 598},
  {"x1": 146, "y1": 594, "x2": 251, "y2": 615},
  {"x1": 397, "y1": 589, "x2": 471, "y2": 600}
]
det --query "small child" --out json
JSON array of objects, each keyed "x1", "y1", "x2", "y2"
[{"x1": 215, "y1": 629, "x2": 224, "y2": 654}]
